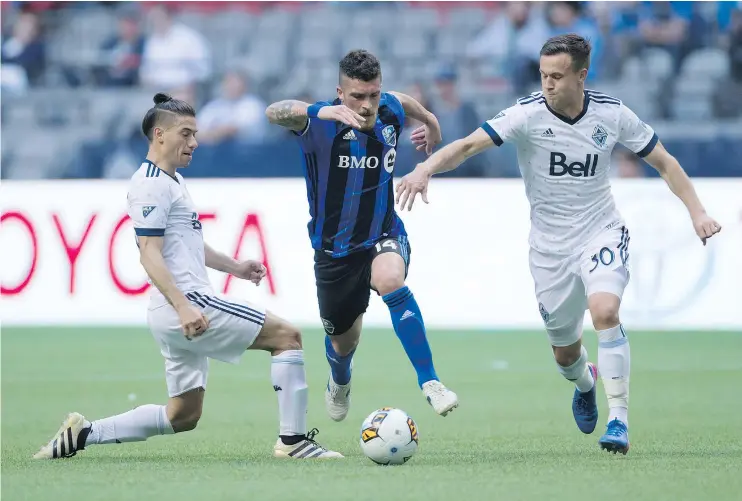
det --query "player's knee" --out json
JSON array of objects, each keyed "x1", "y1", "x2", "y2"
[
  {"x1": 589, "y1": 302, "x2": 620, "y2": 331},
  {"x1": 169, "y1": 408, "x2": 202, "y2": 433},
  {"x1": 553, "y1": 343, "x2": 582, "y2": 367},
  {"x1": 374, "y1": 274, "x2": 405, "y2": 297},
  {"x1": 276, "y1": 323, "x2": 303, "y2": 352}
]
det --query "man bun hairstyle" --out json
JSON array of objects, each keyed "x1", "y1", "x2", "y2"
[
  {"x1": 339, "y1": 49, "x2": 381, "y2": 83},
  {"x1": 540, "y1": 33, "x2": 592, "y2": 72},
  {"x1": 141, "y1": 92, "x2": 196, "y2": 141}
]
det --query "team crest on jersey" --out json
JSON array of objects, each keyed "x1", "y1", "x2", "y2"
[
  {"x1": 142, "y1": 205, "x2": 156, "y2": 218},
  {"x1": 321, "y1": 318, "x2": 335, "y2": 334},
  {"x1": 382, "y1": 125, "x2": 396, "y2": 147},
  {"x1": 591, "y1": 125, "x2": 608, "y2": 148},
  {"x1": 538, "y1": 303, "x2": 550, "y2": 324}
]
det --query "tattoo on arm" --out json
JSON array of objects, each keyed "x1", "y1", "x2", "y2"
[{"x1": 266, "y1": 100, "x2": 309, "y2": 131}]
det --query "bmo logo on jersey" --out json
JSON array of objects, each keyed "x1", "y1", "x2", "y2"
[
  {"x1": 337, "y1": 150, "x2": 396, "y2": 173},
  {"x1": 338, "y1": 155, "x2": 379, "y2": 169},
  {"x1": 549, "y1": 152, "x2": 599, "y2": 177}
]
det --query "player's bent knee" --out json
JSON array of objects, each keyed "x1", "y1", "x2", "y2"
[
  {"x1": 371, "y1": 253, "x2": 406, "y2": 296},
  {"x1": 588, "y1": 294, "x2": 620, "y2": 330},
  {"x1": 251, "y1": 311, "x2": 303, "y2": 353},
  {"x1": 167, "y1": 388, "x2": 204, "y2": 433},
  {"x1": 552, "y1": 341, "x2": 582, "y2": 367}
]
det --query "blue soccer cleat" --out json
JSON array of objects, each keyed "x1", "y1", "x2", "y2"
[
  {"x1": 599, "y1": 418, "x2": 630, "y2": 455},
  {"x1": 572, "y1": 362, "x2": 599, "y2": 434}
]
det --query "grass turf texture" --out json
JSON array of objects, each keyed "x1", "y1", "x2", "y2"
[{"x1": 2, "y1": 328, "x2": 741, "y2": 501}]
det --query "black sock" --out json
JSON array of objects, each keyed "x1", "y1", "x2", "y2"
[{"x1": 280, "y1": 434, "x2": 305, "y2": 446}]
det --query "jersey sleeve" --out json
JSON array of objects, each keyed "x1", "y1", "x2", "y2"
[
  {"x1": 382, "y1": 92, "x2": 405, "y2": 129},
  {"x1": 127, "y1": 180, "x2": 172, "y2": 237},
  {"x1": 617, "y1": 104, "x2": 659, "y2": 158},
  {"x1": 291, "y1": 100, "x2": 334, "y2": 139},
  {"x1": 480, "y1": 105, "x2": 527, "y2": 146}
]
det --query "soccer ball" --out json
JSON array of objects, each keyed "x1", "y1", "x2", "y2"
[{"x1": 359, "y1": 407, "x2": 419, "y2": 465}]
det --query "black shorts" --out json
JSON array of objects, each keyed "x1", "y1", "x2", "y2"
[{"x1": 314, "y1": 236, "x2": 411, "y2": 336}]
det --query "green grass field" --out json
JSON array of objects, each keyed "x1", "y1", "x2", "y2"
[{"x1": 2, "y1": 328, "x2": 741, "y2": 501}]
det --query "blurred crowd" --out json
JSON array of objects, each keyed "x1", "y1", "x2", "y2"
[{"x1": 1, "y1": 1, "x2": 741, "y2": 180}]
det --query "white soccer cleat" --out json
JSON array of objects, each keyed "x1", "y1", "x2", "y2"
[
  {"x1": 273, "y1": 428, "x2": 344, "y2": 459},
  {"x1": 422, "y1": 380, "x2": 459, "y2": 416},
  {"x1": 325, "y1": 375, "x2": 351, "y2": 422},
  {"x1": 32, "y1": 412, "x2": 91, "y2": 459}
]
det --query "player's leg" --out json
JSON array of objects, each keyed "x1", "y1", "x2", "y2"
[
  {"x1": 31, "y1": 301, "x2": 213, "y2": 460},
  {"x1": 530, "y1": 248, "x2": 599, "y2": 434},
  {"x1": 245, "y1": 309, "x2": 342, "y2": 458},
  {"x1": 580, "y1": 227, "x2": 632, "y2": 454},
  {"x1": 370, "y1": 236, "x2": 458, "y2": 417},
  {"x1": 314, "y1": 251, "x2": 369, "y2": 422}
]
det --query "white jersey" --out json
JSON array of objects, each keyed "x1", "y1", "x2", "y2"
[
  {"x1": 482, "y1": 90, "x2": 658, "y2": 255},
  {"x1": 127, "y1": 161, "x2": 212, "y2": 307}
]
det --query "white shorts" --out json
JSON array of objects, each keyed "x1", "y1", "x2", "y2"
[
  {"x1": 529, "y1": 226, "x2": 630, "y2": 347},
  {"x1": 147, "y1": 291, "x2": 266, "y2": 397}
]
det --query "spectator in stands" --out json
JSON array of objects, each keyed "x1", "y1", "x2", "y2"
[
  {"x1": 1, "y1": 11, "x2": 45, "y2": 92},
  {"x1": 465, "y1": 1, "x2": 548, "y2": 93},
  {"x1": 712, "y1": 6, "x2": 742, "y2": 118},
  {"x1": 431, "y1": 64, "x2": 485, "y2": 177},
  {"x1": 637, "y1": 1, "x2": 692, "y2": 71},
  {"x1": 196, "y1": 69, "x2": 268, "y2": 145},
  {"x1": 97, "y1": 7, "x2": 145, "y2": 87},
  {"x1": 139, "y1": 4, "x2": 211, "y2": 90}
]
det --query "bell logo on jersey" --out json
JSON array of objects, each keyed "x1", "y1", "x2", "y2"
[
  {"x1": 337, "y1": 155, "x2": 380, "y2": 169},
  {"x1": 549, "y1": 152, "x2": 599, "y2": 177}
]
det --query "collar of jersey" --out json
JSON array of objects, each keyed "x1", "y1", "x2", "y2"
[
  {"x1": 332, "y1": 98, "x2": 383, "y2": 138},
  {"x1": 544, "y1": 91, "x2": 590, "y2": 126},
  {"x1": 145, "y1": 159, "x2": 179, "y2": 183}
]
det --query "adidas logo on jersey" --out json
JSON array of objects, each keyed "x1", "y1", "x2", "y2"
[
  {"x1": 541, "y1": 128, "x2": 555, "y2": 138},
  {"x1": 343, "y1": 130, "x2": 357, "y2": 141}
]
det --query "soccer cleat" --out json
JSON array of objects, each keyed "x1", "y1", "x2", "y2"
[
  {"x1": 572, "y1": 362, "x2": 599, "y2": 434},
  {"x1": 32, "y1": 412, "x2": 91, "y2": 459},
  {"x1": 325, "y1": 375, "x2": 351, "y2": 422},
  {"x1": 422, "y1": 380, "x2": 459, "y2": 416},
  {"x1": 599, "y1": 418, "x2": 630, "y2": 455},
  {"x1": 273, "y1": 428, "x2": 344, "y2": 459}
]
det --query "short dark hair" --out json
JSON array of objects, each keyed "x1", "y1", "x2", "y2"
[
  {"x1": 141, "y1": 93, "x2": 196, "y2": 141},
  {"x1": 339, "y1": 50, "x2": 381, "y2": 83},
  {"x1": 540, "y1": 33, "x2": 591, "y2": 72}
]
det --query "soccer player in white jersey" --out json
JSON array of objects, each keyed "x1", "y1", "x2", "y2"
[
  {"x1": 33, "y1": 93, "x2": 342, "y2": 461},
  {"x1": 395, "y1": 34, "x2": 722, "y2": 454}
]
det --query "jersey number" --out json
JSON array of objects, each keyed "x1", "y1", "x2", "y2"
[
  {"x1": 589, "y1": 247, "x2": 615, "y2": 273},
  {"x1": 375, "y1": 240, "x2": 397, "y2": 252}
]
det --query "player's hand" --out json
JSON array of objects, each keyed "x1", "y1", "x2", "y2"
[
  {"x1": 234, "y1": 260, "x2": 267, "y2": 285},
  {"x1": 395, "y1": 165, "x2": 431, "y2": 211},
  {"x1": 317, "y1": 105, "x2": 365, "y2": 129},
  {"x1": 691, "y1": 212, "x2": 722, "y2": 246},
  {"x1": 410, "y1": 123, "x2": 442, "y2": 156},
  {"x1": 177, "y1": 304, "x2": 209, "y2": 340}
]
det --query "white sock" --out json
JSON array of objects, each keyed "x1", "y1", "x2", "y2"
[
  {"x1": 557, "y1": 345, "x2": 595, "y2": 393},
  {"x1": 598, "y1": 324, "x2": 630, "y2": 425},
  {"x1": 271, "y1": 350, "x2": 308, "y2": 437},
  {"x1": 84, "y1": 404, "x2": 174, "y2": 446}
]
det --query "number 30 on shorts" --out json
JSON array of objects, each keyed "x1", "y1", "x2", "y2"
[{"x1": 589, "y1": 247, "x2": 615, "y2": 273}]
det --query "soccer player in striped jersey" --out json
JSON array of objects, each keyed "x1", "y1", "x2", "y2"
[
  {"x1": 266, "y1": 50, "x2": 458, "y2": 422},
  {"x1": 33, "y1": 93, "x2": 342, "y2": 461},
  {"x1": 396, "y1": 34, "x2": 721, "y2": 454}
]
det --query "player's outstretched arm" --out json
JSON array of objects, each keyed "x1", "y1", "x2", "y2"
[
  {"x1": 644, "y1": 141, "x2": 722, "y2": 245},
  {"x1": 266, "y1": 100, "x2": 366, "y2": 131},
  {"x1": 389, "y1": 91, "x2": 442, "y2": 155},
  {"x1": 265, "y1": 100, "x2": 311, "y2": 131},
  {"x1": 205, "y1": 243, "x2": 266, "y2": 285},
  {"x1": 395, "y1": 127, "x2": 493, "y2": 210},
  {"x1": 139, "y1": 236, "x2": 208, "y2": 338}
]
